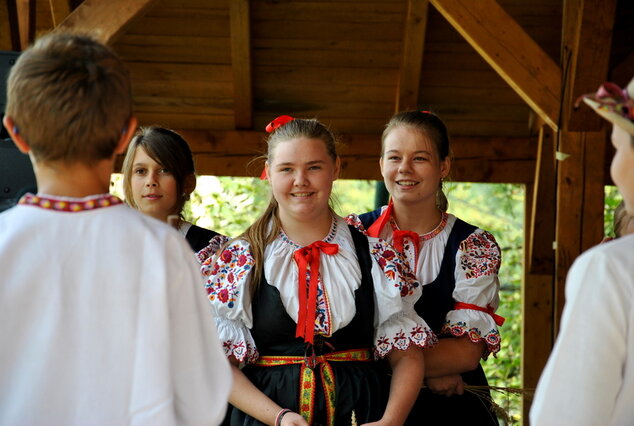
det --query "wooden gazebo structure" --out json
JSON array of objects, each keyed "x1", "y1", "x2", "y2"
[{"x1": 2, "y1": 0, "x2": 632, "y2": 422}]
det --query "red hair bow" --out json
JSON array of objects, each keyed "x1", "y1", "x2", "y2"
[{"x1": 265, "y1": 115, "x2": 295, "y2": 133}]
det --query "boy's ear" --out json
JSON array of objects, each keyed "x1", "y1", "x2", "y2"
[
  {"x1": 3, "y1": 116, "x2": 30, "y2": 154},
  {"x1": 115, "y1": 116, "x2": 138, "y2": 155}
]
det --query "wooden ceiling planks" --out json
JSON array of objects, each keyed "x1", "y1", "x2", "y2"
[
  {"x1": 250, "y1": 0, "x2": 405, "y2": 135},
  {"x1": 113, "y1": 0, "x2": 234, "y2": 132}
]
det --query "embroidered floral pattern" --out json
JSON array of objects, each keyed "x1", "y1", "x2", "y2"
[
  {"x1": 197, "y1": 235, "x2": 231, "y2": 263},
  {"x1": 222, "y1": 338, "x2": 259, "y2": 364},
  {"x1": 202, "y1": 242, "x2": 254, "y2": 309},
  {"x1": 459, "y1": 231, "x2": 501, "y2": 279},
  {"x1": 369, "y1": 241, "x2": 419, "y2": 297},
  {"x1": 374, "y1": 324, "x2": 437, "y2": 358},
  {"x1": 18, "y1": 193, "x2": 122, "y2": 212},
  {"x1": 441, "y1": 320, "x2": 501, "y2": 358}
]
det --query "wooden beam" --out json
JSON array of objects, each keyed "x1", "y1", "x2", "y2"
[
  {"x1": 49, "y1": 0, "x2": 71, "y2": 27},
  {"x1": 0, "y1": 0, "x2": 17, "y2": 50},
  {"x1": 52, "y1": 0, "x2": 158, "y2": 45},
  {"x1": 395, "y1": 0, "x2": 429, "y2": 112},
  {"x1": 561, "y1": 0, "x2": 616, "y2": 131},
  {"x1": 554, "y1": 130, "x2": 606, "y2": 332},
  {"x1": 528, "y1": 125, "x2": 556, "y2": 275},
  {"x1": 522, "y1": 183, "x2": 554, "y2": 421},
  {"x1": 429, "y1": 0, "x2": 562, "y2": 131},
  {"x1": 229, "y1": 0, "x2": 252, "y2": 130},
  {"x1": 581, "y1": 131, "x2": 607, "y2": 250},
  {"x1": 16, "y1": 0, "x2": 35, "y2": 50},
  {"x1": 138, "y1": 130, "x2": 536, "y2": 183}
]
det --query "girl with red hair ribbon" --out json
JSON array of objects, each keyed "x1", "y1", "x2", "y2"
[{"x1": 199, "y1": 116, "x2": 435, "y2": 426}]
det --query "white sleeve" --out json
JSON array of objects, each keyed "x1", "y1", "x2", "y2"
[
  {"x1": 530, "y1": 248, "x2": 630, "y2": 425},
  {"x1": 443, "y1": 229, "x2": 502, "y2": 357},
  {"x1": 367, "y1": 237, "x2": 437, "y2": 358},
  {"x1": 201, "y1": 239, "x2": 259, "y2": 363},
  {"x1": 168, "y1": 236, "x2": 232, "y2": 426}
]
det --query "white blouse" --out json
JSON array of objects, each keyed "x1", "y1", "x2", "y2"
[
  {"x1": 199, "y1": 215, "x2": 436, "y2": 363},
  {"x1": 531, "y1": 235, "x2": 634, "y2": 425},
  {"x1": 346, "y1": 210, "x2": 502, "y2": 357}
]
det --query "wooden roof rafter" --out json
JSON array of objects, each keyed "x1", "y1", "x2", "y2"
[
  {"x1": 429, "y1": 0, "x2": 562, "y2": 131},
  {"x1": 229, "y1": 0, "x2": 253, "y2": 130},
  {"x1": 48, "y1": 0, "x2": 71, "y2": 27},
  {"x1": 395, "y1": 0, "x2": 429, "y2": 112},
  {"x1": 51, "y1": 0, "x2": 158, "y2": 45}
]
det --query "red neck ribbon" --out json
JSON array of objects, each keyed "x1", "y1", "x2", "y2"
[
  {"x1": 367, "y1": 200, "x2": 420, "y2": 255},
  {"x1": 293, "y1": 241, "x2": 339, "y2": 344},
  {"x1": 454, "y1": 302, "x2": 506, "y2": 326},
  {"x1": 366, "y1": 200, "x2": 394, "y2": 238}
]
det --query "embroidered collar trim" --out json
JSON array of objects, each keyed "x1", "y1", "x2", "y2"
[
  {"x1": 389, "y1": 212, "x2": 448, "y2": 241},
  {"x1": 18, "y1": 193, "x2": 123, "y2": 212},
  {"x1": 279, "y1": 216, "x2": 338, "y2": 249}
]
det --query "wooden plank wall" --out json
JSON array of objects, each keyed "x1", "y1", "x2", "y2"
[{"x1": 114, "y1": 0, "x2": 235, "y2": 130}]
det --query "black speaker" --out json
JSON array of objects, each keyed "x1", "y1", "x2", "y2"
[{"x1": 1, "y1": 50, "x2": 36, "y2": 213}]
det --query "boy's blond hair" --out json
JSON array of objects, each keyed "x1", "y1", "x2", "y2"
[{"x1": 5, "y1": 33, "x2": 132, "y2": 164}]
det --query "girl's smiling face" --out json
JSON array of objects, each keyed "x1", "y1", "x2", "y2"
[
  {"x1": 267, "y1": 137, "x2": 340, "y2": 226},
  {"x1": 380, "y1": 125, "x2": 450, "y2": 208}
]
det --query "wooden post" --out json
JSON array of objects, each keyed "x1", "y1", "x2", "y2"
[
  {"x1": 522, "y1": 184, "x2": 554, "y2": 423},
  {"x1": 554, "y1": 130, "x2": 606, "y2": 331}
]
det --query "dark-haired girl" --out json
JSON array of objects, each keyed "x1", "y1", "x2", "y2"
[{"x1": 122, "y1": 126, "x2": 220, "y2": 251}]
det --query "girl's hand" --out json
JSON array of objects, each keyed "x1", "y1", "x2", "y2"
[
  {"x1": 425, "y1": 374, "x2": 465, "y2": 397},
  {"x1": 280, "y1": 412, "x2": 309, "y2": 426}
]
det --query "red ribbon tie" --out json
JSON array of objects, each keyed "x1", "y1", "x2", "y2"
[{"x1": 293, "y1": 241, "x2": 339, "y2": 344}]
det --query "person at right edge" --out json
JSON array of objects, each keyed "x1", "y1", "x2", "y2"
[
  {"x1": 347, "y1": 110, "x2": 504, "y2": 425},
  {"x1": 530, "y1": 77, "x2": 634, "y2": 425}
]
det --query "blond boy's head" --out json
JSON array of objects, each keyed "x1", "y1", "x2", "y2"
[{"x1": 4, "y1": 33, "x2": 132, "y2": 164}]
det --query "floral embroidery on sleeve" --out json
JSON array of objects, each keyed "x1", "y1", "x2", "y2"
[
  {"x1": 197, "y1": 234, "x2": 230, "y2": 263},
  {"x1": 374, "y1": 325, "x2": 437, "y2": 358},
  {"x1": 459, "y1": 231, "x2": 501, "y2": 279},
  {"x1": 441, "y1": 321, "x2": 501, "y2": 358},
  {"x1": 203, "y1": 243, "x2": 254, "y2": 309},
  {"x1": 222, "y1": 338, "x2": 259, "y2": 364},
  {"x1": 370, "y1": 241, "x2": 419, "y2": 297}
]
